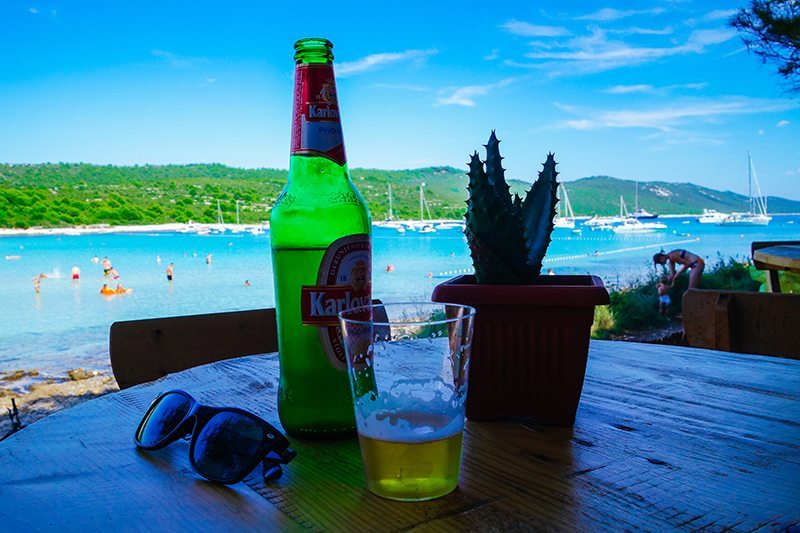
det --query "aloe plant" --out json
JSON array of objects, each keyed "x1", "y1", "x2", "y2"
[{"x1": 464, "y1": 131, "x2": 559, "y2": 284}]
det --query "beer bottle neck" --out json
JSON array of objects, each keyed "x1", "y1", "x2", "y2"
[
  {"x1": 290, "y1": 37, "x2": 347, "y2": 168},
  {"x1": 294, "y1": 38, "x2": 333, "y2": 65}
]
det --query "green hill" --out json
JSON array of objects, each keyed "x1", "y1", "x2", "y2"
[
  {"x1": 0, "y1": 163, "x2": 798, "y2": 229},
  {"x1": 559, "y1": 175, "x2": 800, "y2": 217}
]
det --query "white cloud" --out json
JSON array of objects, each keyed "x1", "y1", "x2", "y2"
[
  {"x1": 28, "y1": 7, "x2": 38, "y2": 14},
  {"x1": 605, "y1": 82, "x2": 708, "y2": 94},
  {"x1": 484, "y1": 49, "x2": 500, "y2": 61},
  {"x1": 777, "y1": 120, "x2": 791, "y2": 127},
  {"x1": 576, "y1": 8, "x2": 665, "y2": 22},
  {"x1": 606, "y1": 26, "x2": 674, "y2": 36},
  {"x1": 151, "y1": 49, "x2": 198, "y2": 68},
  {"x1": 516, "y1": 27, "x2": 737, "y2": 75},
  {"x1": 704, "y1": 9, "x2": 738, "y2": 21},
  {"x1": 336, "y1": 49, "x2": 437, "y2": 77},
  {"x1": 502, "y1": 20, "x2": 570, "y2": 37},
  {"x1": 758, "y1": 128, "x2": 765, "y2": 135},
  {"x1": 556, "y1": 97, "x2": 799, "y2": 131},
  {"x1": 606, "y1": 84, "x2": 654, "y2": 94},
  {"x1": 436, "y1": 78, "x2": 515, "y2": 107}
]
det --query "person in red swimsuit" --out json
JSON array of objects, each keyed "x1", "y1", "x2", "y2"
[{"x1": 653, "y1": 249, "x2": 705, "y2": 289}]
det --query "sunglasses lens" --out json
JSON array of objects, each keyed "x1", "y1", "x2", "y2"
[
  {"x1": 136, "y1": 392, "x2": 191, "y2": 447},
  {"x1": 192, "y1": 411, "x2": 264, "y2": 482}
]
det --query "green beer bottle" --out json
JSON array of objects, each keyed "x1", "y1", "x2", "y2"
[{"x1": 270, "y1": 38, "x2": 371, "y2": 438}]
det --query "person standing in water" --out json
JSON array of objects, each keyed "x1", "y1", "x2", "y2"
[
  {"x1": 166, "y1": 263, "x2": 174, "y2": 282},
  {"x1": 653, "y1": 249, "x2": 705, "y2": 289},
  {"x1": 71, "y1": 266, "x2": 80, "y2": 281},
  {"x1": 33, "y1": 273, "x2": 47, "y2": 293}
]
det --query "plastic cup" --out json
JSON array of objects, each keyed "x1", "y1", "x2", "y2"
[{"x1": 339, "y1": 302, "x2": 475, "y2": 501}]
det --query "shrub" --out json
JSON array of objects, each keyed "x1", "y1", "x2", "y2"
[{"x1": 591, "y1": 257, "x2": 762, "y2": 337}]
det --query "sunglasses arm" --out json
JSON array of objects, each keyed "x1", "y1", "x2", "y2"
[{"x1": 262, "y1": 448, "x2": 297, "y2": 482}]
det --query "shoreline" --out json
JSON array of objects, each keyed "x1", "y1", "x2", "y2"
[
  {"x1": 1, "y1": 213, "x2": 799, "y2": 237},
  {"x1": 1, "y1": 367, "x2": 118, "y2": 438},
  {"x1": 0, "y1": 222, "x2": 269, "y2": 238}
]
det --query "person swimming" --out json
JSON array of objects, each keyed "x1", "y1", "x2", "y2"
[
  {"x1": 166, "y1": 263, "x2": 174, "y2": 282},
  {"x1": 100, "y1": 284, "x2": 116, "y2": 296},
  {"x1": 115, "y1": 283, "x2": 132, "y2": 294}
]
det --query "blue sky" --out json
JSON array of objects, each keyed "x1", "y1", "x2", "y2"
[{"x1": 1, "y1": 1, "x2": 799, "y2": 198}]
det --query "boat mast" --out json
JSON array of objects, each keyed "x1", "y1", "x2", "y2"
[
  {"x1": 560, "y1": 183, "x2": 575, "y2": 219},
  {"x1": 388, "y1": 184, "x2": 394, "y2": 221},
  {"x1": 749, "y1": 153, "x2": 769, "y2": 216},
  {"x1": 635, "y1": 180, "x2": 639, "y2": 212},
  {"x1": 748, "y1": 151, "x2": 753, "y2": 215},
  {"x1": 216, "y1": 200, "x2": 224, "y2": 225},
  {"x1": 419, "y1": 182, "x2": 424, "y2": 222},
  {"x1": 235, "y1": 200, "x2": 240, "y2": 225}
]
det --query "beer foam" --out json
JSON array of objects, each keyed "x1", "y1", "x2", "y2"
[{"x1": 355, "y1": 378, "x2": 465, "y2": 443}]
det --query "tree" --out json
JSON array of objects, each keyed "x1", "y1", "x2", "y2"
[{"x1": 731, "y1": 1, "x2": 800, "y2": 91}]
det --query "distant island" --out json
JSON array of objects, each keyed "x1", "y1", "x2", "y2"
[{"x1": 1, "y1": 163, "x2": 798, "y2": 229}]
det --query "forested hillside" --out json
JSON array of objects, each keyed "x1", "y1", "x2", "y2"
[{"x1": 1, "y1": 163, "x2": 798, "y2": 229}]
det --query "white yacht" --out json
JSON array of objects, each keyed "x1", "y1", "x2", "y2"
[
  {"x1": 583, "y1": 196, "x2": 628, "y2": 229},
  {"x1": 612, "y1": 218, "x2": 667, "y2": 234},
  {"x1": 697, "y1": 209, "x2": 728, "y2": 224},
  {"x1": 719, "y1": 152, "x2": 772, "y2": 226}
]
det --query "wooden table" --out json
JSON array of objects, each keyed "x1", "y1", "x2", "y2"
[
  {"x1": 753, "y1": 244, "x2": 800, "y2": 292},
  {"x1": 2, "y1": 341, "x2": 799, "y2": 531}
]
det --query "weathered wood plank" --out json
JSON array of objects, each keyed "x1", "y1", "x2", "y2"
[{"x1": 1, "y1": 341, "x2": 798, "y2": 531}]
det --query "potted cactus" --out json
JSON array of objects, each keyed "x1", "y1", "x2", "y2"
[{"x1": 431, "y1": 132, "x2": 609, "y2": 425}]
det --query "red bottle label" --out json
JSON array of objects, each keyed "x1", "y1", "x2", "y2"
[
  {"x1": 291, "y1": 64, "x2": 346, "y2": 166},
  {"x1": 301, "y1": 234, "x2": 371, "y2": 370}
]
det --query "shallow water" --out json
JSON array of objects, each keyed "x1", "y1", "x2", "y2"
[{"x1": 1, "y1": 215, "x2": 798, "y2": 377}]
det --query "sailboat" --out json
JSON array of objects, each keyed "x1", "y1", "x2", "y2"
[
  {"x1": 584, "y1": 196, "x2": 627, "y2": 229},
  {"x1": 554, "y1": 183, "x2": 577, "y2": 229},
  {"x1": 631, "y1": 180, "x2": 658, "y2": 219},
  {"x1": 613, "y1": 195, "x2": 666, "y2": 233},
  {"x1": 374, "y1": 184, "x2": 406, "y2": 233},
  {"x1": 719, "y1": 152, "x2": 771, "y2": 226},
  {"x1": 417, "y1": 182, "x2": 436, "y2": 233},
  {"x1": 230, "y1": 200, "x2": 244, "y2": 233}
]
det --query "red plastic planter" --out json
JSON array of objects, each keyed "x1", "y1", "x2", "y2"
[{"x1": 431, "y1": 274, "x2": 610, "y2": 426}]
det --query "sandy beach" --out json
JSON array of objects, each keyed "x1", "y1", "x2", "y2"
[{"x1": 0, "y1": 221, "x2": 270, "y2": 238}]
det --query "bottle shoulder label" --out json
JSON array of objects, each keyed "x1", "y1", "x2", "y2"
[
  {"x1": 300, "y1": 234, "x2": 371, "y2": 370},
  {"x1": 291, "y1": 64, "x2": 346, "y2": 166}
]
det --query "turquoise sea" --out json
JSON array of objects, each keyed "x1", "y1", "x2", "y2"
[{"x1": 1, "y1": 215, "x2": 799, "y2": 381}]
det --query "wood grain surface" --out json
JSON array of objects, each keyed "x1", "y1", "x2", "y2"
[
  {"x1": 2, "y1": 340, "x2": 799, "y2": 531},
  {"x1": 754, "y1": 245, "x2": 800, "y2": 274}
]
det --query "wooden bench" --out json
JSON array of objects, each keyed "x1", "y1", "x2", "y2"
[
  {"x1": 110, "y1": 308, "x2": 278, "y2": 389},
  {"x1": 683, "y1": 289, "x2": 800, "y2": 359}
]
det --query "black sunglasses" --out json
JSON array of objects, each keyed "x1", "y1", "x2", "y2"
[{"x1": 134, "y1": 390, "x2": 295, "y2": 484}]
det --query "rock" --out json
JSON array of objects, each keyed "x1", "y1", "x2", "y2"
[
  {"x1": 67, "y1": 368, "x2": 96, "y2": 381},
  {"x1": 1, "y1": 370, "x2": 39, "y2": 382}
]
